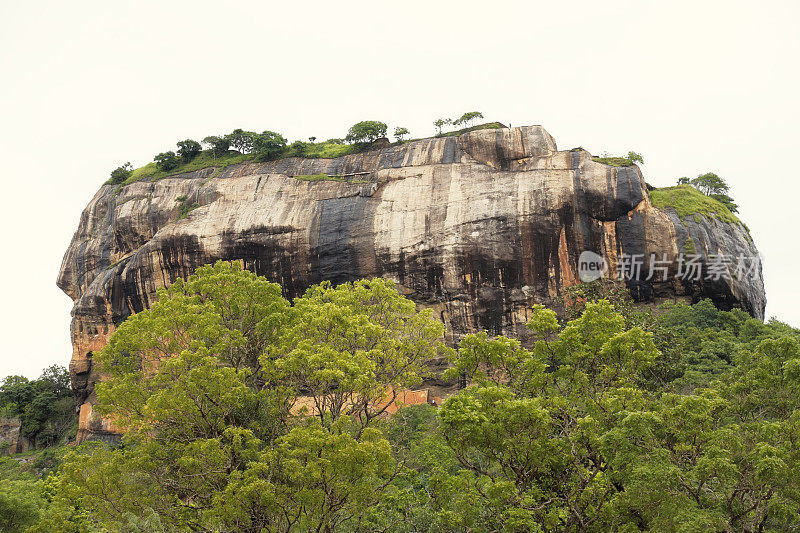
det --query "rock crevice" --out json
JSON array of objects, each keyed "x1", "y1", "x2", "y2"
[{"x1": 58, "y1": 125, "x2": 765, "y2": 439}]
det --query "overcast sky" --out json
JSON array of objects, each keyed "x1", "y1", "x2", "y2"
[{"x1": 1, "y1": 0, "x2": 798, "y2": 378}]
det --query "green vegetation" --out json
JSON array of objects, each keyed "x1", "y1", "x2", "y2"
[
  {"x1": 153, "y1": 151, "x2": 179, "y2": 171},
  {"x1": 393, "y1": 126, "x2": 409, "y2": 142},
  {"x1": 433, "y1": 117, "x2": 452, "y2": 135},
  {"x1": 174, "y1": 195, "x2": 199, "y2": 219},
  {"x1": 345, "y1": 120, "x2": 388, "y2": 144},
  {"x1": 0, "y1": 446, "x2": 70, "y2": 532},
  {"x1": 686, "y1": 172, "x2": 739, "y2": 213},
  {"x1": 293, "y1": 173, "x2": 346, "y2": 182},
  {"x1": 592, "y1": 151, "x2": 643, "y2": 167},
  {"x1": 0, "y1": 366, "x2": 76, "y2": 448},
  {"x1": 293, "y1": 173, "x2": 372, "y2": 184},
  {"x1": 106, "y1": 116, "x2": 508, "y2": 187},
  {"x1": 252, "y1": 130, "x2": 288, "y2": 160},
  {"x1": 176, "y1": 139, "x2": 201, "y2": 162},
  {"x1": 11, "y1": 263, "x2": 798, "y2": 532},
  {"x1": 105, "y1": 162, "x2": 132, "y2": 185},
  {"x1": 453, "y1": 111, "x2": 484, "y2": 128},
  {"x1": 439, "y1": 121, "x2": 506, "y2": 137},
  {"x1": 650, "y1": 184, "x2": 743, "y2": 226},
  {"x1": 225, "y1": 128, "x2": 255, "y2": 154},
  {"x1": 123, "y1": 150, "x2": 254, "y2": 184},
  {"x1": 433, "y1": 111, "x2": 498, "y2": 136},
  {"x1": 201, "y1": 135, "x2": 230, "y2": 156},
  {"x1": 683, "y1": 236, "x2": 697, "y2": 254},
  {"x1": 301, "y1": 139, "x2": 358, "y2": 158}
]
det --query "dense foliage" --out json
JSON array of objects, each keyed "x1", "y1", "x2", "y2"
[
  {"x1": 6, "y1": 265, "x2": 799, "y2": 532},
  {"x1": 0, "y1": 366, "x2": 76, "y2": 449}
]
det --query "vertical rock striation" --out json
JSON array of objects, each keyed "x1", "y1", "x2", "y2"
[{"x1": 58, "y1": 125, "x2": 765, "y2": 440}]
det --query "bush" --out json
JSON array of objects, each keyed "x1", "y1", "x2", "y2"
[
  {"x1": 153, "y1": 152, "x2": 179, "y2": 171},
  {"x1": 289, "y1": 140, "x2": 309, "y2": 157},
  {"x1": 107, "y1": 163, "x2": 133, "y2": 185}
]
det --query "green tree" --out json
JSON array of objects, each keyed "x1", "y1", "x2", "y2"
[
  {"x1": 345, "y1": 121, "x2": 388, "y2": 144},
  {"x1": 433, "y1": 118, "x2": 452, "y2": 135},
  {"x1": 437, "y1": 301, "x2": 659, "y2": 530},
  {"x1": 276, "y1": 279, "x2": 448, "y2": 432},
  {"x1": 453, "y1": 111, "x2": 483, "y2": 128},
  {"x1": 289, "y1": 140, "x2": 309, "y2": 157},
  {"x1": 0, "y1": 366, "x2": 76, "y2": 447},
  {"x1": 433, "y1": 299, "x2": 800, "y2": 531},
  {"x1": 0, "y1": 479, "x2": 43, "y2": 532},
  {"x1": 225, "y1": 129, "x2": 257, "y2": 154},
  {"x1": 202, "y1": 135, "x2": 230, "y2": 157},
  {"x1": 176, "y1": 139, "x2": 201, "y2": 162},
  {"x1": 153, "y1": 151, "x2": 179, "y2": 171},
  {"x1": 0, "y1": 375, "x2": 33, "y2": 414},
  {"x1": 107, "y1": 162, "x2": 133, "y2": 185},
  {"x1": 689, "y1": 172, "x2": 738, "y2": 213},
  {"x1": 393, "y1": 126, "x2": 409, "y2": 142},
  {"x1": 625, "y1": 150, "x2": 644, "y2": 165},
  {"x1": 49, "y1": 263, "x2": 445, "y2": 531},
  {"x1": 691, "y1": 171, "x2": 729, "y2": 196},
  {"x1": 711, "y1": 192, "x2": 739, "y2": 213},
  {"x1": 252, "y1": 131, "x2": 287, "y2": 160}
]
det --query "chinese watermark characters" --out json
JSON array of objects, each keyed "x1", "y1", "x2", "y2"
[{"x1": 578, "y1": 252, "x2": 761, "y2": 283}]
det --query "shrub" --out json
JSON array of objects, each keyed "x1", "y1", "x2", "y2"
[
  {"x1": 106, "y1": 163, "x2": 133, "y2": 185},
  {"x1": 154, "y1": 152, "x2": 179, "y2": 171}
]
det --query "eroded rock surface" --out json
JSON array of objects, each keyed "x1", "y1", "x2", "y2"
[{"x1": 58, "y1": 125, "x2": 765, "y2": 439}]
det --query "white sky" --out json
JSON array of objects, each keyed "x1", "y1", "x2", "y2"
[{"x1": 1, "y1": 0, "x2": 798, "y2": 378}]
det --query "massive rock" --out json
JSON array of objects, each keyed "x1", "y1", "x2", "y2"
[{"x1": 58, "y1": 125, "x2": 765, "y2": 438}]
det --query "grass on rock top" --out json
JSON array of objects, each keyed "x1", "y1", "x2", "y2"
[
  {"x1": 116, "y1": 123, "x2": 509, "y2": 187},
  {"x1": 437, "y1": 121, "x2": 506, "y2": 137},
  {"x1": 121, "y1": 151, "x2": 254, "y2": 185},
  {"x1": 592, "y1": 156, "x2": 636, "y2": 167},
  {"x1": 650, "y1": 185, "x2": 743, "y2": 226}
]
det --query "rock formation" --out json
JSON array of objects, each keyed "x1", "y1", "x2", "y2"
[
  {"x1": 0, "y1": 418, "x2": 31, "y2": 454},
  {"x1": 58, "y1": 125, "x2": 765, "y2": 439}
]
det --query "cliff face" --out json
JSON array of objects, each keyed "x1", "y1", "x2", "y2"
[{"x1": 58, "y1": 125, "x2": 765, "y2": 436}]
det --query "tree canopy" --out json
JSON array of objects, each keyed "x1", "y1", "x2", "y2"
[
  {"x1": 453, "y1": 111, "x2": 483, "y2": 128},
  {"x1": 106, "y1": 162, "x2": 132, "y2": 185},
  {"x1": 35, "y1": 263, "x2": 447, "y2": 532},
  {"x1": 25, "y1": 270, "x2": 799, "y2": 532},
  {"x1": 689, "y1": 172, "x2": 739, "y2": 213},
  {"x1": 201, "y1": 135, "x2": 230, "y2": 156},
  {"x1": 153, "y1": 151, "x2": 179, "y2": 171},
  {"x1": 0, "y1": 365, "x2": 75, "y2": 448},
  {"x1": 345, "y1": 121, "x2": 388, "y2": 144},
  {"x1": 176, "y1": 139, "x2": 201, "y2": 162},
  {"x1": 393, "y1": 126, "x2": 409, "y2": 142},
  {"x1": 225, "y1": 129, "x2": 257, "y2": 154},
  {"x1": 252, "y1": 131, "x2": 288, "y2": 160}
]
